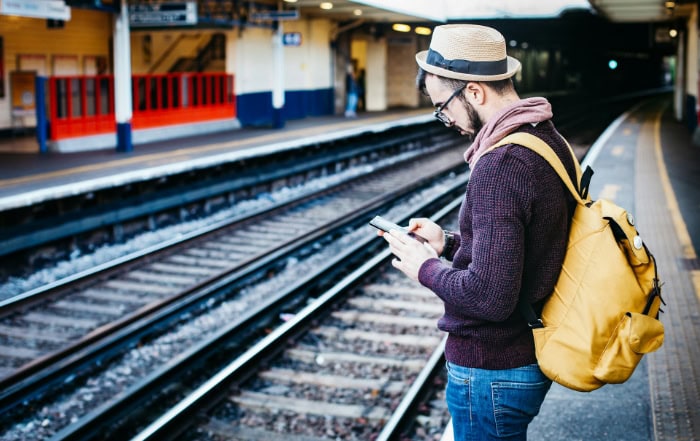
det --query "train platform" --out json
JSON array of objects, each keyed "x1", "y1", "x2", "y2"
[
  {"x1": 438, "y1": 95, "x2": 700, "y2": 441},
  {"x1": 0, "y1": 108, "x2": 433, "y2": 212}
]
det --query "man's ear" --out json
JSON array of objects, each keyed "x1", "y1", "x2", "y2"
[{"x1": 465, "y1": 82, "x2": 486, "y2": 105}]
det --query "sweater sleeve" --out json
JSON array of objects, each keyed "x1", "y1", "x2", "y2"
[{"x1": 418, "y1": 149, "x2": 535, "y2": 322}]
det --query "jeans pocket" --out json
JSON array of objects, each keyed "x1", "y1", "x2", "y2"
[
  {"x1": 446, "y1": 361, "x2": 470, "y2": 383},
  {"x1": 491, "y1": 379, "x2": 551, "y2": 438}
]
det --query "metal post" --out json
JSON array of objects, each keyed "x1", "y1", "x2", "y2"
[
  {"x1": 114, "y1": 0, "x2": 133, "y2": 152},
  {"x1": 35, "y1": 76, "x2": 48, "y2": 153}
]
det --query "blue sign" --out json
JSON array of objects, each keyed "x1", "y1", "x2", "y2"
[{"x1": 283, "y1": 32, "x2": 302, "y2": 47}]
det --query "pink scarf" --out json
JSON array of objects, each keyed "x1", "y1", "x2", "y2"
[{"x1": 464, "y1": 97, "x2": 553, "y2": 167}]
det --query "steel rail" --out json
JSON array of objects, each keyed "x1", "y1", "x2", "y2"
[
  {"x1": 0, "y1": 157, "x2": 467, "y2": 431},
  {"x1": 0, "y1": 139, "x2": 461, "y2": 402},
  {"x1": 125, "y1": 197, "x2": 464, "y2": 441},
  {"x1": 0, "y1": 131, "x2": 452, "y2": 313},
  {"x1": 53, "y1": 182, "x2": 468, "y2": 441}
]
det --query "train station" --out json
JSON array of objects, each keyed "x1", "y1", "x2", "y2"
[{"x1": 0, "y1": 1, "x2": 698, "y2": 440}]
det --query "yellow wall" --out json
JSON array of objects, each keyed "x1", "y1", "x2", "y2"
[
  {"x1": 0, "y1": 9, "x2": 113, "y2": 129},
  {"x1": 386, "y1": 33, "x2": 419, "y2": 108},
  {"x1": 366, "y1": 36, "x2": 387, "y2": 111}
]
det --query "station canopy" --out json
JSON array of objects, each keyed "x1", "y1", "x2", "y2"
[
  {"x1": 352, "y1": 0, "x2": 591, "y2": 22},
  {"x1": 289, "y1": 0, "x2": 691, "y2": 24}
]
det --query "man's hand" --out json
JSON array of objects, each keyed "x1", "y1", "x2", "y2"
[
  {"x1": 382, "y1": 229, "x2": 438, "y2": 281},
  {"x1": 406, "y1": 218, "x2": 445, "y2": 255}
]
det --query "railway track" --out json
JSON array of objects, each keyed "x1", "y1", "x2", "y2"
[
  {"x1": 0, "y1": 138, "x2": 460, "y2": 381},
  {"x1": 0, "y1": 141, "x2": 468, "y2": 440},
  {"x1": 128, "y1": 200, "x2": 463, "y2": 441},
  {"x1": 193, "y1": 271, "x2": 447, "y2": 441},
  {"x1": 0, "y1": 123, "x2": 447, "y2": 286}
]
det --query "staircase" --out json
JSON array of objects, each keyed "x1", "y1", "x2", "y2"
[{"x1": 170, "y1": 33, "x2": 226, "y2": 72}]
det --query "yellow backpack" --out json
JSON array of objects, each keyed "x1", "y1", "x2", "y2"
[{"x1": 488, "y1": 132, "x2": 665, "y2": 392}]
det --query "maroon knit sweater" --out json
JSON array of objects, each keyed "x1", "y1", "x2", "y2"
[{"x1": 418, "y1": 121, "x2": 577, "y2": 369}]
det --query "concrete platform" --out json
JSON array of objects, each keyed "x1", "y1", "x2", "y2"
[{"x1": 0, "y1": 109, "x2": 433, "y2": 212}]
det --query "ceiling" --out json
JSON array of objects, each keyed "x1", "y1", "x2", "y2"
[
  {"x1": 281, "y1": 0, "x2": 433, "y2": 23},
  {"x1": 282, "y1": 0, "x2": 694, "y2": 24},
  {"x1": 589, "y1": 0, "x2": 694, "y2": 22}
]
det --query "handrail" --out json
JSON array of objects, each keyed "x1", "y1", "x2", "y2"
[{"x1": 148, "y1": 33, "x2": 202, "y2": 74}]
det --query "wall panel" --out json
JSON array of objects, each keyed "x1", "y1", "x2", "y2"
[{"x1": 0, "y1": 9, "x2": 112, "y2": 129}]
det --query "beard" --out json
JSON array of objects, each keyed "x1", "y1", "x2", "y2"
[{"x1": 462, "y1": 100, "x2": 483, "y2": 143}]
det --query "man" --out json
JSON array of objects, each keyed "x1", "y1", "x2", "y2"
[
  {"x1": 345, "y1": 64, "x2": 359, "y2": 117},
  {"x1": 380, "y1": 24, "x2": 578, "y2": 440}
]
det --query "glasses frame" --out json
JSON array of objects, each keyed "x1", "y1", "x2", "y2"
[{"x1": 433, "y1": 85, "x2": 466, "y2": 127}]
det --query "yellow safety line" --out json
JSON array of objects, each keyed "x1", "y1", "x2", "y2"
[
  {"x1": 652, "y1": 109, "x2": 700, "y2": 302},
  {"x1": 0, "y1": 112, "x2": 423, "y2": 188},
  {"x1": 653, "y1": 111, "x2": 697, "y2": 260}
]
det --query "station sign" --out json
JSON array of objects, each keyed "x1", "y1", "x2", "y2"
[
  {"x1": 0, "y1": 0, "x2": 71, "y2": 21},
  {"x1": 250, "y1": 9, "x2": 299, "y2": 21},
  {"x1": 283, "y1": 32, "x2": 302, "y2": 46},
  {"x1": 129, "y1": 1, "x2": 197, "y2": 27}
]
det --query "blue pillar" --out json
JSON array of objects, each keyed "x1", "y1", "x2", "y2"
[
  {"x1": 116, "y1": 122, "x2": 132, "y2": 153},
  {"x1": 35, "y1": 76, "x2": 48, "y2": 153}
]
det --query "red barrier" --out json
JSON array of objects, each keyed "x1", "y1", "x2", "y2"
[
  {"x1": 48, "y1": 75, "x2": 115, "y2": 140},
  {"x1": 48, "y1": 73, "x2": 236, "y2": 140}
]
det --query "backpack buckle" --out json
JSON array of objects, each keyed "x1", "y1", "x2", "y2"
[{"x1": 528, "y1": 319, "x2": 545, "y2": 329}]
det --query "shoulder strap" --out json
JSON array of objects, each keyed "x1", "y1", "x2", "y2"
[
  {"x1": 486, "y1": 132, "x2": 590, "y2": 204},
  {"x1": 486, "y1": 132, "x2": 590, "y2": 329}
]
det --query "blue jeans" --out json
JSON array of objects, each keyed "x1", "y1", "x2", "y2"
[
  {"x1": 345, "y1": 92, "x2": 358, "y2": 115},
  {"x1": 445, "y1": 361, "x2": 552, "y2": 441}
]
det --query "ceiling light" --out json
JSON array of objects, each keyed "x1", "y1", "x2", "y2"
[
  {"x1": 353, "y1": 9, "x2": 362, "y2": 16},
  {"x1": 320, "y1": 2, "x2": 333, "y2": 9},
  {"x1": 392, "y1": 23, "x2": 411, "y2": 33},
  {"x1": 669, "y1": 28, "x2": 678, "y2": 38},
  {"x1": 414, "y1": 26, "x2": 431, "y2": 35},
  {"x1": 283, "y1": 0, "x2": 297, "y2": 3}
]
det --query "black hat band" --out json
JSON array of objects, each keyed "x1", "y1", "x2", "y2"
[{"x1": 426, "y1": 49, "x2": 507, "y2": 76}]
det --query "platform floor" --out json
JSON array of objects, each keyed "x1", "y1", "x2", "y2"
[{"x1": 0, "y1": 108, "x2": 433, "y2": 211}]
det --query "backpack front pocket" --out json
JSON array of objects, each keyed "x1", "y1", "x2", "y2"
[{"x1": 593, "y1": 312, "x2": 664, "y2": 384}]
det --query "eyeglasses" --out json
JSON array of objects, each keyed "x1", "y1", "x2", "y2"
[{"x1": 433, "y1": 85, "x2": 466, "y2": 127}]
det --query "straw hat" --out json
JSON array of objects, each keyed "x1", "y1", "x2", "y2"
[{"x1": 416, "y1": 24, "x2": 521, "y2": 81}]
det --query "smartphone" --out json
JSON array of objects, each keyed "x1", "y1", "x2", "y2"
[{"x1": 369, "y1": 215, "x2": 427, "y2": 243}]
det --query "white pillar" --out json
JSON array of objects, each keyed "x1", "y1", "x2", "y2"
[
  {"x1": 114, "y1": 0, "x2": 133, "y2": 151},
  {"x1": 674, "y1": 29, "x2": 685, "y2": 122},
  {"x1": 272, "y1": 22, "x2": 285, "y2": 128},
  {"x1": 366, "y1": 37, "x2": 387, "y2": 112}
]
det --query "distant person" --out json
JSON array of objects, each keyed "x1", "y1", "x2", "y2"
[
  {"x1": 378, "y1": 24, "x2": 577, "y2": 440},
  {"x1": 357, "y1": 68, "x2": 366, "y2": 111},
  {"x1": 345, "y1": 65, "x2": 358, "y2": 117}
]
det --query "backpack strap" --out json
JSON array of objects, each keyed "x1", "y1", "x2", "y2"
[
  {"x1": 484, "y1": 132, "x2": 590, "y2": 329},
  {"x1": 485, "y1": 132, "x2": 591, "y2": 204}
]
